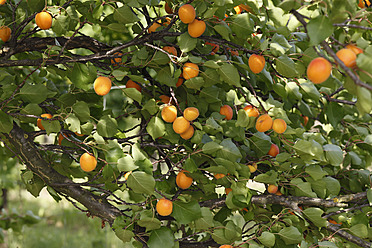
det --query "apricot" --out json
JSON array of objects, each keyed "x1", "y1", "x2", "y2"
[
  {"x1": 161, "y1": 105, "x2": 177, "y2": 123},
  {"x1": 164, "y1": 2, "x2": 173, "y2": 14},
  {"x1": 58, "y1": 132, "x2": 71, "y2": 145},
  {"x1": 358, "y1": 0, "x2": 371, "y2": 7},
  {"x1": 336, "y1": 48, "x2": 357, "y2": 68},
  {"x1": 239, "y1": 4, "x2": 252, "y2": 13},
  {"x1": 156, "y1": 198, "x2": 173, "y2": 216},
  {"x1": 178, "y1": 4, "x2": 196, "y2": 24},
  {"x1": 37, "y1": 113, "x2": 53, "y2": 130},
  {"x1": 0, "y1": 0, "x2": 6, "y2": 5},
  {"x1": 275, "y1": 191, "x2": 283, "y2": 196},
  {"x1": 214, "y1": 173, "x2": 225, "y2": 179},
  {"x1": 346, "y1": 44, "x2": 363, "y2": 55},
  {"x1": 243, "y1": 105, "x2": 259, "y2": 117},
  {"x1": 306, "y1": 57, "x2": 332, "y2": 84},
  {"x1": 0, "y1": 26, "x2": 11, "y2": 42},
  {"x1": 248, "y1": 163, "x2": 257, "y2": 173},
  {"x1": 219, "y1": 245, "x2": 233, "y2": 248},
  {"x1": 205, "y1": 42, "x2": 219, "y2": 55},
  {"x1": 159, "y1": 95, "x2": 171, "y2": 104},
  {"x1": 188, "y1": 19, "x2": 206, "y2": 38},
  {"x1": 268, "y1": 144, "x2": 279, "y2": 157},
  {"x1": 183, "y1": 107, "x2": 199, "y2": 121},
  {"x1": 35, "y1": 11, "x2": 53, "y2": 30},
  {"x1": 126, "y1": 79, "x2": 142, "y2": 92},
  {"x1": 173, "y1": 116, "x2": 190, "y2": 134},
  {"x1": 303, "y1": 115, "x2": 309, "y2": 126},
  {"x1": 124, "y1": 171, "x2": 132, "y2": 180},
  {"x1": 110, "y1": 52, "x2": 123, "y2": 65},
  {"x1": 94, "y1": 76, "x2": 112, "y2": 96},
  {"x1": 176, "y1": 77, "x2": 184, "y2": 87},
  {"x1": 148, "y1": 21, "x2": 161, "y2": 33},
  {"x1": 220, "y1": 105, "x2": 233, "y2": 120},
  {"x1": 248, "y1": 54, "x2": 265, "y2": 74},
  {"x1": 163, "y1": 46, "x2": 177, "y2": 56},
  {"x1": 234, "y1": 5, "x2": 242, "y2": 14},
  {"x1": 255, "y1": 114, "x2": 273, "y2": 132},
  {"x1": 79, "y1": 152, "x2": 97, "y2": 172},
  {"x1": 225, "y1": 188, "x2": 232, "y2": 195},
  {"x1": 267, "y1": 184, "x2": 278, "y2": 194},
  {"x1": 183, "y1": 62, "x2": 199, "y2": 80},
  {"x1": 180, "y1": 125, "x2": 194, "y2": 140},
  {"x1": 176, "y1": 170, "x2": 193, "y2": 189},
  {"x1": 272, "y1": 119, "x2": 287, "y2": 134}
]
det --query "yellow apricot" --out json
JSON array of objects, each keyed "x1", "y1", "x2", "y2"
[
  {"x1": 173, "y1": 117, "x2": 190, "y2": 134},
  {"x1": 243, "y1": 105, "x2": 259, "y2": 117},
  {"x1": 94, "y1": 76, "x2": 112, "y2": 96},
  {"x1": 255, "y1": 114, "x2": 273, "y2": 132},
  {"x1": 188, "y1": 19, "x2": 206, "y2": 38},
  {"x1": 336, "y1": 48, "x2": 357, "y2": 68},
  {"x1": 35, "y1": 11, "x2": 53, "y2": 30},
  {"x1": 0, "y1": 26, "x2": 11, "y2": 42},
  {"x1": 161, "y1": 105, "x2": 177, "y2": 123},
  {"x1": 183, "y1": 107, "x2": 199, "y2": 121},
  {"x1": 183, "y1": 62, "x2": 199, "y2": 80},
  {"x1": 178, "y1": 4, "x2": 196, "y2": 24},
  {"x1": 306, "y1": 57, "x2": 332, "y2": 84},
  {"x1": 220, "y1": 105, "x2": 233, "y2": 120},
  {"x1": 180, "y1": 125, "x2": 194, "y2": 140},
  {"x1": 272, "y1": 119, "x2": 287, "y2": 134},
  {"x1": 248, "y1": 54, "x2": 265, "y2": 74}
]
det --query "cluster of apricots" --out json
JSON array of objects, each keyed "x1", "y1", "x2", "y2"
[
  {"x1": 255, "y1": 114, "x2": 287, "y2": 134},
  {"x1": 306, "y1": 44, "x2": 363, "y2": 84},
  {"x1": 178, "y1": 4, "x2": 206, "y2": 38},
  {"x1": 358, "y1": 0, "x2": 371, "y2": 8},
  {"x1": 161, "y1": 105, "x2": 199, "y2": 140}
]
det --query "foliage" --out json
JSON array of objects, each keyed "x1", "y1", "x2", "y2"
[{"x1": 0, "y1": 0, "x2": 372, "y2": 247}]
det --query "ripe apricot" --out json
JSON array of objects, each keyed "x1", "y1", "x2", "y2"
[
  {"x1": 163, "y1": 46, "x2": 177, "y2": 56},
  {"x1": 346, "y1": 44, "x2": 363, "y2": 55},
  {"x1": 111, "y1": 52, "x2": 123, "y2": 65},
  {"x1": 358, "y1": 0, "x2": 371, "y2": 7},
  {"x1": 205, "y1": 42, "x2": 219, "y2": 55},
  {"x1": 248, "y1": 54, "x2": 265, "y2": 74},
  {"x1": 161, "y1": 105, "x2": 177, "y2": 123},
  {"x1": 255, "y1": 114, "x2": 273, "y2": 132},
  {"x1": 35, "y1": 11, "x2": 53, "y2": 30},
  {"x1": 124, "y1": 171, "x2": 132, "y2": 180},
  {"x1": 37, "y1": 113, "x2": 53, "y2": 130},
  {"x1": 214, "y1": 173, "x2": 225, "y2": 179},
  {"x1": 272, "y1": 118, "x2": 287, "y2": 134},
  {"x1": 173, "y1": 116, "x2": 190, "y2": 134},
  {"x1": 303, "y1": 115, "x2": 309, "y2": 126},
  {"x1": 220, "y1": 105, "x2": 233, "y2": 120},
  {"x1": 0, "y1": 0, "x2": 6, "y2": 5},
  {"x1": 183, "y1": 107, "x2": 199, "y2": 121},
  {"x1": 183, "y1": 62, "x2": 199, "y2": 80},
  {"x1": 176, "y1": 77, "x2": 184, "y2": 87},
  {"x1": 328, "y1": 219, "x2": 342, "y2": 225},
  {"x1": 164, "y1": 2, "x2": 173, "y2": 14},
  {"x1": 58, "y1": 132, "x2": 70, "y2": 146},
  {"x1": 336, "y1": 48, "x2": 357, "y2": 68},
  {"x1": 234, "y1": 5, "x2": 242, "y2": 14},
  {"x1": 94, "y1": 76, "x2": 112, "y2": 96},
  {"x1": 159, "y1": 95, "x2": 171, "y2": 104},
  {"x1": 306, "y1": 57, "x2": 332, "y2": 84},
  {"x1": 188, "y1": 19, "x2": 206, "y2": 38},
  {"x1": 243, "y1": 105, "x2": 259, "y2": 117},
  {"x1": 267, "y1": 184, "x2": 278, "y2": 194},
  {"x1": 219, "y1": 245, "x2": 233, "y2": 248},
  {"x1": 268, "y1": 144, "x2": 279, "y2": 157},
  {"x1": 239, "y1": 4, "x2": 252, "y2": 13},
  {"x1": 225, "y1": 188, "x2": 232, "y2": 195},
  {"x1": 126, "y1": 79, "x2": 142, "y2": 92},
  {"x1": 148, "y1": 21, "x2": 161, "y2": 33},
  {"x1": 79, "y1": 152, "x2": 97, "y2": 172},
  {"x1": 180, "y1": 125, "x2": 194, "y2": 140},
  {"x1": 176, "y1": 170, "x2": 193, "y2": 189},
  {"x1": 0, "y1": 26, "x2": 11, "y2": 42},
  {"x1": 178, "y1": 4, "x2": 196, "y2": 24},
  {"x1": 156, "y1": 198, "x2": 173, "y2": 216},
  {"x1": 275, "y1": 191, "x2": 283, "y2": 196},
  {"x1": 248, "y1": 163, "x2": 257, "y2": 173}
]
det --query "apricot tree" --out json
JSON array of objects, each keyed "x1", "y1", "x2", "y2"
[{"x1": 0, "y1": 0, "x2": 372, "y2": 247}]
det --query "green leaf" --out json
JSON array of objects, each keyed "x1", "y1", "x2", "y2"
[
  {"x1": 147, "y1": 227, "x2": 175, "y2": 248},
  {"x1": 19, "y1": 84, "x2": 48, "y2": 104},
  {"x1": 276, "y1": 55, "x2": 298, "y2": 77},
  {"x1": 218, "y1": 64, "x2": 241, "y2": 87},
  {"x1": 356, "y1": 86, "x2": 372, "y2": 114},
  {"x1": 195, "y1": 207, "x2": 214, "y2": 230},
  {"x1": 177, "y1": 32, "x2": 197, "y2": 53},
  {"x1": 127, "y1": 171, "x2": 155, "y2": 195},
  {"x1": 172, "y1": 200, "x2": 202, "y2": 224},
  {"x1": 184, "y1": 77, "x2": 205, "y2": 90},
  {"x1": 367, "y1": 188, "x2": 372, "y2": 206},
  {"x1": 72, "y1": 101, "x2": 90, "y2": 123},
  {"x1": 213, "y1": 24, "x2": 231, "y2": 41},
  {"x1": 21, "y1": 171, "x2": 45, "y2": 197},
  {"x1": 53, "y1": 15, "x2": 69, "y2": 35},
  {"x1": 349, "y1": 224, "x2": 368, "y2": 238},
  {"x1": 293, "y1": 139, "x2": 325, "y2": 161},
  {"x1": 143, "y1": 99, "x2": 158, "y2": 115},
  {"x1": 65, "y1": 114, "x2": 81, "y2": 133},
  {"x1": 305, "y1": 165, "x2": 328, "y2": 181},
  {"x1": 249, "y1": 133, "x2": 272, "y2": 157},
  {"x1": 67, "y1": 63, "x2": 96, "y2": 91},
  {"x1": 28, "y1": 0, "x2": 44, "y2": 12},
  {"x1": 254, "y1": 170, "x2": 278, "y2": 185},
  {"x1": 258, "y1": 231, "x2": 275, "y2": 247},
  {"x1": 307, "y1": 16, "x2": 334, "y2": 46},
  {"x1": 278, "y1": 226, "x2": 303, "y2": 245},
  {"x1": 117, "y1": 155, "x2": 138, "y2": 172},
  {"x1": 107, "y1": 23, "x2": 127, "y2": 32},
  {"x1": 323, "y1": 144, "x2": 343, "y2": 166},
  {"x1": 300, "y1": 82, "x2": 321, "y2": 101},
  {"x1": 326, "y1": 102, "x2": 344, "y2": 128},
  {"x1": 42, "y1": 118, "x2": 61, "y2": 135},
  {"x1": 123, "y1": 88, "x2": 142, "y2": 103},
  {"x1": 97, "y1": 115, "x2": 118, "y2": 137},
  {"x1": 202, "y1": 141, "x2": 222, "y2": 155},
  {"x1": 114, "y1": 229, "x2": 134, "y2": 243},
  {"x1": 323, "y1": 176, "x2": 341, "y2": 196},
  {"x1": 303, "y1": 208, "x2": 327, "y2": 227},
  {"x1": 146, "y1": 117, "x2": 165, "y2": 140},
  {"x1": 270, "y1": 34, "x2": 292, "y2": 56},
  {"x1": 113, "y1": 6, "x2": 140, "y2": 24},
  {"x1": 217, "y1": 138, "x2": 242, "y2": 162},
  {"x1": 230, "y1": 13, "x2": 253, "y2": 38},
  {"x1": 138, "y1": 210, "x2": 162, "y2": 231},
  {"x1": 0, "y1": 110, "x2": 13, "y2": 133},
  {"x1": 291, "y1": 178, "x2": 317, "y2": 197},
  {"x1": 203, "y1": 60, "x2": 220, "y2": 69}
]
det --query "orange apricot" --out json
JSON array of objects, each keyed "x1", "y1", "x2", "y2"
[
  {"x1": 35, "y1": 11, "x2": 53, "y2": 30},
  {"x1": 148, "y1": 21, "x2": 161, "y2": 33},
  {"x1": 180, "y1": 125, "x2": 194, "y2": 140},
  {"x1": 205, "y1": 42, "x2": 219, "y2": 55},
  {"x1": 183, "y1": 107, "x2": 199, "y2": 121},
  {"x1": 163, "y1": 46, "x2": 177, "y2": 56},
  {"x1": 124, "y1": 171, "x2": 132, "y2": 180},
  {"x1": 0, "y1": 26, "x2": 11, "y2": 42},
  {"x1": 58, "y1": 132, "x2": 71, "y2": 146},
  {"x1": 336, "y1": 48, "x2": 357, "y2": 68},
  {"x1": 183, "y1": 62, "x2": 199, "y2": 80},
  {"x1": 173, "y1": 116, "x2": 190, "y2": 134},
  {"x1": 346, "y1": 44, "x2": 363, "y2": 55},
  {"x1": 110, "y1": 52, "x2": 123, "y2": 65},
  {"x1": 255, "y1": 114, "x2": 273, "y2": 132},
  {"x1": 275, "y1": 191, "x2": 283, "y2": 196},
  {"x1": 272, "y1": 118, "x2": 287, "y2": 134},
  {"x1": 214, "y1": 173, "x2": 225, "y2": 179},
  {"x1": 79, "y1": 152, "x2": 97, "y2": 172},
  {"x1": 267, "y1": 184, "x2": 278, "y2": 194},
  {"x1": 164, "y1": 2, "x2": 173, "y2": 14},
  {"x1": 234, "y1": 5, "x2": 242, "y2": 14},
  {"x1": 0, "y1": 0, "x2": 6, "y2": 5},
  {"x1": 126, "y1": 79, "x2": 142, "y2": 92},
  {"x1": 94, "y1": 76, "x2": 112, "y2": 96},
  {"x1": 358, "y1": 0, "x2": 371, "y2": 7},
  {"x1": 248, "y1": 163, "x2": 257, "y2": 173},
  {"x1": 243, "y1": 105, "x2": 260, "y2": 117},
  {"x1": 219, "y1": 245, "x2": 233, "y2": 248},
  {"x1": 248, "y1": 54, "x2": 265, "y2": 74},
  {"x1": 188, "y1": 19, "x2": 206, "y2": 38},
  {"x1": 176, "y1": 77, "x2": 184, "y2": 87},
  {"x1": 306, "y1": 57, "x2": 332, "y2": 84},
  {"x1": 239, "y1": 4, "x2": 252, "y2": 13},
  {"x1": 176, "y1": 170, "x2": 193, "y2": 189},
  {"x1": 161, "y1": 105, "x2": 177, "y2": 123},
  {"x1": 37, "y1": 113, "x2": 53, "y2": 130},
  {"x1": 268, "y1": 144, "x2": 279, "y2": 157},
  {"x1": 220, "y1": 105, "x2": 233, "y2": 120},
  {"x1": 156, "y1": 198, "x2": 173, "y2": 216},
  {"x1": 178, "y1": 4, "x2": 196, "y2": 24},
  {"x1": 225, "y1": 188, "x2": 232, "y2": 195},
  {"x1": 159, "y1": 95, "x2": 172, "y2": 104}
]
